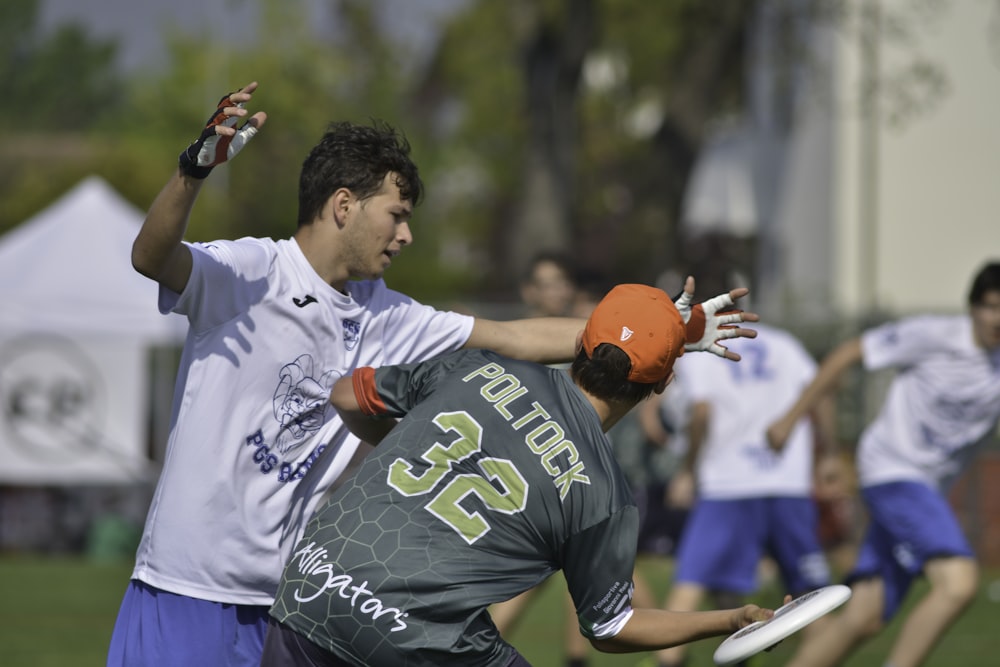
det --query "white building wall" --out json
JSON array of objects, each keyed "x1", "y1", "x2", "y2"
[{"x1": 834, "y1": 0, "x2": 1000, "y2": 317}]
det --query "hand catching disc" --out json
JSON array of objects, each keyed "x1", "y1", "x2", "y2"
[{"x1": 713, "y1": 584, "x2": 852, "y2": 666}]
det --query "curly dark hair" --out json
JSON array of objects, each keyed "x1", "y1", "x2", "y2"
[
  {"x1": 571, "y1": 343, "x2": 659, "y2": 405},
  {"x1": 968, "y1": 261, "x2": 1000, "y2": 306},
  {"x1": 297, "y1": 120, "x2": 423, "y2": 226}
]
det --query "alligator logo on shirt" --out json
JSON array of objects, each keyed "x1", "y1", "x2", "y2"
[
  {"x1": 343, "y1": 319, "x2": 361, "y2": 351},
  {"x1": 272, "y1": 354, "x2": 337, "y2": 454}
]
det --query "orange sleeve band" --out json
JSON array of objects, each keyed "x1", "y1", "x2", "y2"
[{"x1": 352, "y1": 367, "x2": 388, "y2": 416}]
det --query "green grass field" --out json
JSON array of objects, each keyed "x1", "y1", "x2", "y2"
[{"x1": 1, "y1": 555, "x2": 997, "y2": 666}]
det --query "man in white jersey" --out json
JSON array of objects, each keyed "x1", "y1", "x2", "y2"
[
  {"x1": 107, "y1": 81, "x2": 759, "y2": 667},
  {"x1": 654, "y1": 319, "x2": 836, "y2": 667},
  {"x1": 767, "y1": 261, "x2": 1000, "y2": 667}
]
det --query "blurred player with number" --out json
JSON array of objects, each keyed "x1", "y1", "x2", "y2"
[{"x1": 655, "y1": 278, "x2": 838, "y2": 667}]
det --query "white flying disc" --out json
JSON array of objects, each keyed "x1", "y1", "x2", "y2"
[{"x1": 713, "y1": 584, "x2": 852, "y2": 666}]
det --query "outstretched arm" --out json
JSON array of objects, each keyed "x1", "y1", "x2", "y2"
[
  {"x1": 464, "y1": 316, "x2": 587, "y2": 364},
  {"x1": 767, "y1": 337, "x2": 864, "y2": 451},
  {"x1": 589, "y1": 604, "x2": 776, "y2": 653},
  {"x1": 131, "y1": 81, "x2": 266, "y2": 294},
  {"x1": 464, "y1": 278, "x2": 759, "y2": 365}
]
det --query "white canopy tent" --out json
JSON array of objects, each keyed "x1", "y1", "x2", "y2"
[
  {"x1": 0, "y1": 176, "x2": 185, "y2": 484},
  {"x1": 681, "y1": 119, "x2": 761, "y2": 239}
]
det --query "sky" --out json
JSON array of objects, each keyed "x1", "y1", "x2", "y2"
[{"x1": 38, "y1": 0, "x2": 470, "y2": 73}]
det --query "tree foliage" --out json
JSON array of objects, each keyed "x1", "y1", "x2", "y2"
[
  {"x1": 421, "y1": 0, "x2": 958, "y2": 299},
  {"x1": 106, "y1": 0, "x2": 475, "y2": 301},
  {"x1": 0, "y1": 0, "x2": 122, "y2": 131},
  {"x1": 425, "y1": 0, "x2": 757, "y2": 296},
  {"x1": 0, "y1": 0, "x2": 124, "y2": 234}
]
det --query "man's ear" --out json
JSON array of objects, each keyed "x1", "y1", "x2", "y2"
[
  {"x1": 330, "y1": 188, "x2": 353, "y2": 226},
  {"x1": 575, "y1": 331, "x2": 584, "y2": 355},
  {"x1": 653, "y1": 372, "x2": 674, "y2": 395}
]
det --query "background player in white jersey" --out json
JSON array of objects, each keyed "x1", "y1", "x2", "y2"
[
  {"x1": 108, "y1": 81, "x2": 760, "y2": 667},
  {"x1": 767, "y1": 261, "x2": 1000, "y2": 667},
  {"x1": 654, "y1": 316, "x2": 837, "y2": 667},
  {"x1": 263, "y1": 284, "x2": 782, "y2": 667}
]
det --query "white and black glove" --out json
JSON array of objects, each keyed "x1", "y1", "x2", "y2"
[{"x1": 178, "y1": 89, "x2": 259, "y2": 179}]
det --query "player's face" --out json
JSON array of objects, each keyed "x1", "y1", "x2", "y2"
[
  {"x1": 522, "y1": 261, "x2": 576, "y2": 317},
  {"x1": 971, "y1": 289, "x2": 1000, "y2": 350},
  {"x1": 343, "y1": 173, "x2": 413, "y2": 280}
]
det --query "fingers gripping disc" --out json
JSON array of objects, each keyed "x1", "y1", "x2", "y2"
[{"x1": 713, "y1": 585, "x2": 852, "y2": 666}]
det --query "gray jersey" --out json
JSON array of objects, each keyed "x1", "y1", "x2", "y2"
[{"x1": 271, "y1": 349, "x2": 639, "y2": 666}]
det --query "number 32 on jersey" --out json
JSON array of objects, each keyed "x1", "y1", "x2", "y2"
[{"x1": 387, "y1": 411, "x2": 529, "y2": 545}]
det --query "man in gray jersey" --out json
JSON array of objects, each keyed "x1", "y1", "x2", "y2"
[{"x1": 263, "y1": 284, "x2": 780, "y2": 666}]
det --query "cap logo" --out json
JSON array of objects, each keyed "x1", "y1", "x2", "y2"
[{"x1": 580, "y1": 284, "x2": 685, "y2": 384}]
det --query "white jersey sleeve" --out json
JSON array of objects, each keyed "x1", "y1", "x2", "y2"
[
  {"x1": 861, "y1": 315, "x2": 943, "y2": 372},
  {"x1": 344, "y1": 280, "x2": 475, "y2": 367},
  {"x1": 159, "y1": 237, "x2": 275, "y2": 330}
]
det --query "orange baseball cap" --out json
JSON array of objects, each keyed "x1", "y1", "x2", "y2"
[{"x1": 581, "y1": 284, "x2": 686, "y2": 383}]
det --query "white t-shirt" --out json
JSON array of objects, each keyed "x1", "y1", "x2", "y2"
[
  {"x1": 675, "y1": 323, "x2": 817, "y2": 499},
  {"x1": 857, "y1": 314, "x2": 1000, "y2": 490},
  {"x1": 131, "y1": 237, "x2": 474, "y2": 605}
]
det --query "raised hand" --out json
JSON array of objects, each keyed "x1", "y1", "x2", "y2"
[
  {"x1": 178, "y1": 81, "x2": 267, "y2": 179},
  {"x1": 673, "y1": 276, "x2": 759, "y2": 361}
]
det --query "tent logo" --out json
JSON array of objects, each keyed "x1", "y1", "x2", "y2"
[{"x1": 0, "y1": 335, "x2": 109, "y2": 463}]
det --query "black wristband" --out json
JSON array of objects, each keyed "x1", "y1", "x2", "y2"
[{"x1": 178, "y1": 148, "x2": 214, "y2": 179}]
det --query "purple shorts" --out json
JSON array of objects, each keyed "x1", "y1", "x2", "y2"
[
  {"x1": 107, "y1": 579, "x2": 270, "y2": 667},
  {"x1": 850, "y1": 480, "x2": 974, "y2": 620},
  {"x1": 674, "y1": 497, "x2": 830, "y2": 595}
]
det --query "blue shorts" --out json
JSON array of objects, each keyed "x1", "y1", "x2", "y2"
[
  {"x1": 674, "y1": 497, "x2": 830, "y2": 595},
  {"x1": 107, "y1": 579, "x2": 270, "y2": 667},
  {"x1": 850, "y1": 481, "x2": 974, "y2": 620}
]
